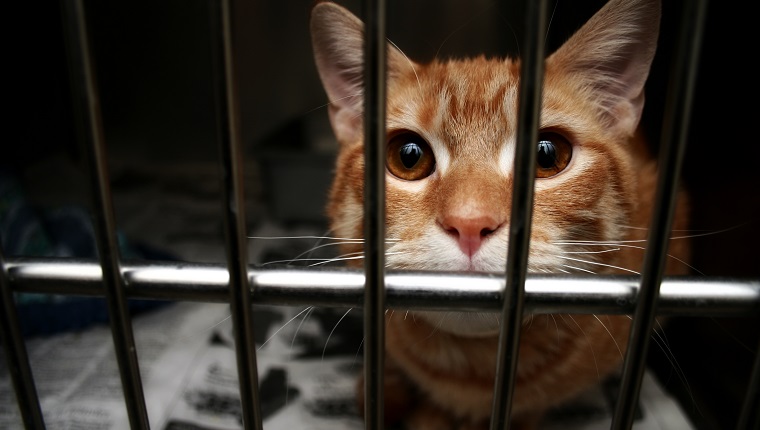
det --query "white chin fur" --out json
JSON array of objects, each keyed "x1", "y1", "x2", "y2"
[{"x1": 415, "y1": 311, "x2": 501, "y2": 337}]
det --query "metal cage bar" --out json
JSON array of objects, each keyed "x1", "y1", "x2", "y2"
[
  {"x1": 361, "y1": 0, "x2": 388, "y2": 429},
  {"x1": 490, "y1": 0, "x2": 548, "y2": 429},
  {"x1": 210, "y1": 0, "x2": 263, "y2": 429},
  {"x1": 611, "y1": 0, "x2": 708, "y2": 428},
  {"x1": 2, "y1": 1, "x2": 759, "y2": 430},
  {"x1": 6, "y1": 259, "x2": 758, "y2": 316},
  {"x1": 0, "y1": 250, "x2": 46, "y2": 428},
  {"x1": 61, "y1": 1, "x2": 150, "y2": 428}
]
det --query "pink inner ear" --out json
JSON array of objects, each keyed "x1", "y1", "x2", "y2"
[
  {"x1": 310, "y1": 3, "x2": 367, "y2": 145},
  {"x1": 310, "y1": 2, "x2": 416, "y2": 146},
  {"x1": 328, "y1": 104, "x2": 363, "y2": 145},
  {"x1": 545, "y1": 0, "x2": 660, "y2": 135}
]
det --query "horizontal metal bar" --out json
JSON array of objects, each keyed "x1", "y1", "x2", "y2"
[{"x1": 5, "y1": 258, "x2": 758, "y2": 316}]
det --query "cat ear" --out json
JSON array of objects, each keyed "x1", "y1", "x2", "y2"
[
  {"x1": 546, "y1": 0, "x2": 661, "y2": 136},
  {"x1": 310, "y1": 1, "x2": 409, "y2": 145}
]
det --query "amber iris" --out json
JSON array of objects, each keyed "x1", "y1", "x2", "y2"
[
  {"x1": 386, "y1": 132, "x2": 436, "y2": 180},
  {"x1": 536, "y1": 131, "x2": 572, "y2": 178}
]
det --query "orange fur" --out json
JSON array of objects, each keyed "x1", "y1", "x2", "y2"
[{"x1": 310, "y1": 0, "x2": 690, "y2": 428}]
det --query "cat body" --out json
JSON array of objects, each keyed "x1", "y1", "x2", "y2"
[{"x1": 310, "y1": 0, "x2": 689, "y2": 428}]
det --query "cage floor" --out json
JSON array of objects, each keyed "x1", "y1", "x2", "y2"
[{"x1": 0, "y1": 300, "x2": 695, "y2": 429}]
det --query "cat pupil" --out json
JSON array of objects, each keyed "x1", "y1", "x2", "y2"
[
  {"x1": 537, "y1": 140, "x2": 557, "y2": 168},
  {"x1": 400, "y1": 143, "x2": 422, "y2": 169}
]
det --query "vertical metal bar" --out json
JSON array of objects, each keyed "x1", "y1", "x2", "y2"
[
  {"x1": 736, "y1": 336, "x2": 760, "y2": 430},
  {"x1": 0, "y1": 247, "x2": 46, "y2": 429},
  {"x1": 209, "y1": 0, "x2": 262, "y2": 429},
  {"x1": 611, "y1": 1, "x2": 708, "y2": 428},
  {"x1": 489, "y1": 1, "x2": 548, "y2": 429},
  {"x1": 362, "y1": 0, "x2": 387, "y2": 428},
  {"x1": 61, "y1": 1, "x2": 150, "y2": 428}
]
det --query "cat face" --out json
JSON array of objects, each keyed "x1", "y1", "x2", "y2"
[{"x1": 311, "y1": 0, "x2": 661, "y2": 336}]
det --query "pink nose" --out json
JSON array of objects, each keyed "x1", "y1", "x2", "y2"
[{"x1": 439, "y1": 215, "x2": 503, "y2": 257}]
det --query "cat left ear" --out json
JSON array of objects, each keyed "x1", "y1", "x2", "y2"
[
  {"x1": 310, "y1": 1, "x2": 409, "y2": 145},
  {"x1": 546, "y1": 0, "x2": 661, "y2": 136}
]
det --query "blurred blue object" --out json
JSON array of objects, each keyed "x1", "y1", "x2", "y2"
[{"x1": 1, "y1": 168, "x2": 174, "y2": 337}]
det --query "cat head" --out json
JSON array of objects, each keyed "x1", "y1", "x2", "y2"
[{"x1": 311, "y1": 0, "x2": 661, "y2": 336}]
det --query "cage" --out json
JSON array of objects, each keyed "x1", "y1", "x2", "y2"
[{"x1": 1, "y1": 0, "x2": 759, "y2": 429}]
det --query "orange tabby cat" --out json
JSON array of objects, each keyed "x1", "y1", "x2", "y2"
[{"x1": 310, "y1": 0, "x2": 690, "y2": 428}]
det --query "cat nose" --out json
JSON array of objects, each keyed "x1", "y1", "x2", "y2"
[{"x1": 439, "y1": 215, "x2": 503, "y2": 257}]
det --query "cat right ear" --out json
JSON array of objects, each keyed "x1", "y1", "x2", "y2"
[{"x1": 310, "y1": 2, "x2": 367, "y2": 145}]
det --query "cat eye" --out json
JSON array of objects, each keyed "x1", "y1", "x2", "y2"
[
  {"x1": 536, "y1": 132, "x2": 572, "y2": 178},
  {"x1": 386, "y1": 132, "x2": 435, "y2": 181}
]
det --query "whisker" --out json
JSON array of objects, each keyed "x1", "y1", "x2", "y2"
[
  {"x1": 560, "y1": 248, "x2": 621, "y2": 255},
  {"x1": 550, "y1": 314, "x2": 560, "y2": 346},
  {"x1": 561, "y1": 264, "x2": 597, "y2": 274},
  {"x1": 554, "y1": 239, "x2": 649, "y2": 245},
  {"x1": 303, "y1": 92, "x2": 363, "y2": 115},
  {"x1": 177, "y1": 315, "x2": 231, "y2": 344},
  {"x1": 649, "y1": 326, "x2": 700, "y2": 416},
  {"x1": 289, "y1": 241, "x2": 363, "y2": 266},
  {"x1": 261, "y1": 256, "x2": 352, "y2": 267},
  {"x1": 618, "y1": 223, "x2": 746, "y2": 237},
  {"x1": 554, "y1": 242, "x2": 704, "y2": 275},
  {"x1": 525, "y1": 313, "x2": 535, "y2": 330},
  {"x1": 554, "y1": 223, "x2": 743, "y2": 245},
  {"x1": 543, "y1": 0, "x2": 559, "y2": 51},
  {"x1": 620, "y1": 311, "x2": 695, "y2": 397},
  {"x1": 707, "y1": 317, "x2": 757, "y2": 354},
  {"x1": 387, "y1": 38, "x2": 421, "y2": 92},
  {"x1": 556, "y1": 255, "x2": 640, "y2": 275},
  {"x1": 352, "y1": 337, "x2": 365, "y2": 370},
  {"x1": 422, "y1": 313, "x2": 447, "y2": 341},
  {"x1": 248, "y1": 235, "x2": 399, "y2": 242},
  {"x1": 308, "y1": 251, "x2": 365, "y2": 267},
  {"x1": 592, "y1": 314, "x2": 623, "y2": 359},
  {"x1": 434, "y1": 4, "x2": 495, "y2": 59},
  {"x1": 308, "y1": 251, "x2": 407, "y2": 267},
  {"x1": 291, "y1": 307, "x2": 315, "y2": 352},
  {"x1": 286, "y1": 306, "x2": 315, "y2": 405},
  {"x1": 566, "y1": 315, "x2": 601, "y2": 380},
  {"x1": 322, "y1": 308, "x2": 353, "y2": 362},
  {"x1": 258, "y1": 306, "x2": 313, "y2": 351}
]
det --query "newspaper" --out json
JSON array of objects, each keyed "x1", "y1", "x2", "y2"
[{"x1": 0, "y1": 302, "x2": 695, "y2": 430}]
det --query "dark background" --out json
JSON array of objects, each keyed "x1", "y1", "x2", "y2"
[{"x1": 4, "y1": 1, "x2": 758, "y2": 429}]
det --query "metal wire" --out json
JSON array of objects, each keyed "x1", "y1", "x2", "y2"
[
  {"x1": 361, "y1": 0, "x2": 388, "y2": 427},
  {"x1": 490, "y1": 0, "x2": 548, "y2": 428},
  {"x1": 6, "y1": 259, "x2": 757, "y2": 316},
  {"x1": 2, "y1": 2, "x2": 758, "y2": 430},
  {"x1": 61, "y1": 1, "x2": 150, "y2": 428},
  {"x1": 611, "y1": 0, "x2": 708, "y2": 428},
  {"x1": 0, "y1": 250, "x2": 46, "y2": 428},
  {"x1": 210, "y1": 0, "x2": 263, "y2": 428}
]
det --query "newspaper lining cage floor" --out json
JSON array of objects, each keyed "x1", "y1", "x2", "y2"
[{"x1": 0, "y1": 302, "x2": 695, "y2": 430}]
